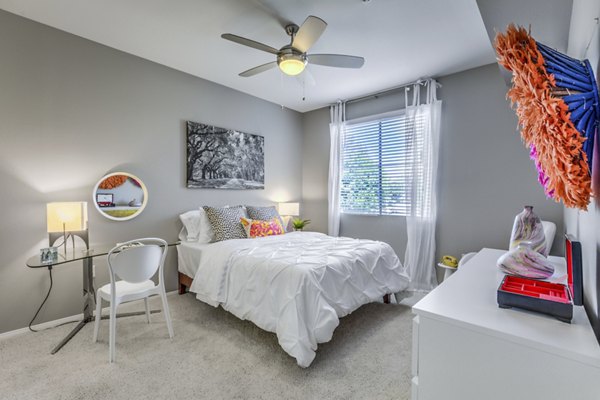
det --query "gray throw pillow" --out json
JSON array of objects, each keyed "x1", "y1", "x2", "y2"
[
  {"x1": 202, "y1": 206, "x2": 247, "y2": 242},
  {"x1": 246, "y1": 206, "x2": 286, "y2": 231}
]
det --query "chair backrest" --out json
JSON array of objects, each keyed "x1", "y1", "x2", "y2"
[
  {"x1": 541, "y1": 220, "x2": 556, "y2": 254},
  {"x1": 458, "y1": 252, "x2": 476, "y2": 268},
  {"x1": 107, "y1": 238, "x2": 167, "y2": 284}
]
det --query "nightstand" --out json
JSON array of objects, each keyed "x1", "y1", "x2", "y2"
[{"x1": 436, "y1": 263, "x2": 457, "y2": 282}]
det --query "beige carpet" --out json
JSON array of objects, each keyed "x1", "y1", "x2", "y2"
[{"x1": 0, "y1": 293, "x2": 413, "y2": 400}]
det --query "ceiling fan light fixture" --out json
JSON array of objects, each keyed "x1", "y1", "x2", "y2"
[{"x1": 278, "y1": 54, "x2": 307, "y2": 76}]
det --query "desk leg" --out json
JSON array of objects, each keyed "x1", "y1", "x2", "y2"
[
  {"x1": 50, "y1": 320, "x2": 86, "y2": 354},
  {"x1": 49, "y1": 258, "x2": 95, "y2": 354},
  {"x1": 82, "y1": 257, "x2": 95, "y2": 322}
]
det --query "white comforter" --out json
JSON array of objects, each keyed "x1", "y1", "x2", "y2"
[{"x1": 189, "y1": 231, "x2": 409, "y2": 367}]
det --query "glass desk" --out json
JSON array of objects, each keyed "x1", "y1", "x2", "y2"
[{"x1": 26, "y1": 242, "x2": 178, "y2": 354}]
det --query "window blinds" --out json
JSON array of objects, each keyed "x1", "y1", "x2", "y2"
[{"x1": 340, "y1": 112, "x2": 427, "y2": 216}]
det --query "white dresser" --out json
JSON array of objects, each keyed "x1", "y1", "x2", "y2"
[{"x1": 411, "y1": 248, "x2": 600, "y2": 400}]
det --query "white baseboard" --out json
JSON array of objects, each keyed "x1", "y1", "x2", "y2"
[
  {"x1": 0, "y1": 314, "x2": 83, "y2": 341},
  {"x1": 0, "y1": 290, "x2": 179, "y2": 341}
]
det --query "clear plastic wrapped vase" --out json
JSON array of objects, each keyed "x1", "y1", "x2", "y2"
[
  {"x1": 497, "y1": 242, "x2": 554, "y2": 279},
  {"x1": 509, "y1": 206, "x2": 547, "y2": 256}
]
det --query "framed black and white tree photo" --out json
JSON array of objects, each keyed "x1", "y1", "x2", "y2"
[{"x1": 186, "y1": 121, "x2": 265, "y2": 189}]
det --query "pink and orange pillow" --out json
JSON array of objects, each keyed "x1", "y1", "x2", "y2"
[{"x1": 240, "y1": 217, "x2": 284, "y2": 238}]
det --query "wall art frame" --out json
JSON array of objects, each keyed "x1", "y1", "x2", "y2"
[{"x1": 186, "y1": 121, "x2": 265, "y2": 189}]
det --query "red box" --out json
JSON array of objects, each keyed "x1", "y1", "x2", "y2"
[
  {"x1": 96, "y1": 193, "x2": 114, "y2": 208},
  {"x1": 497, "y1": 235, "x2": 583, "y2": 323}
]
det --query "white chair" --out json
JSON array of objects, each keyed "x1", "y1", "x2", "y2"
[
  {"x1": 541, "y1": 220, "x2": 556, "y2": 254},
  {"x1": 458, "y1": 252, "x2": 476, "y2": 268},
  {"x1": 93, "y1": 238, "x2": 173, "y2": 363}
]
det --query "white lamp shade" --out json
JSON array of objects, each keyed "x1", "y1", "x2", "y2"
[
  {"x1": 278, "y1": 202, "x2": 300, "y2": 216},
  {"x1": 47, "y1": 202, "x2": 88, "y2": 233}
]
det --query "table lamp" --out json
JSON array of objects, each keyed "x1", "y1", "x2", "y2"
[
  {"x1": 278, "y1": 202, "x2": 300, "y2": 232},
  {"x1": 47, "y1": 202, "x2": 89, "y2": 255},
  {"x1": 278, "y1": 202, "x2": 300, "y2": 217}
]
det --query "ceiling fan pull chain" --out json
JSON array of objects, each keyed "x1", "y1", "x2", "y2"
[
  {"x1": 302, "y1": 76, "x2": 306, "y2": 101},
  {"x1": 278, "y1": 68, "x2": 285, "y2": 109}
]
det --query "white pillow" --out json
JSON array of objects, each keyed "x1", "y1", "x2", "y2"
[
  {"x1": 178, "y1": 208, "x2": 215, "y2": 243},
  {"x1": 197, "y1": 207, "x2": 214, "y2": 243},
  {"x1": 179, "y1": 210, "x2": 202, "y2": 241},
  {"x1": 178, "y1": 227, "x2": 188, "y2": 242}
]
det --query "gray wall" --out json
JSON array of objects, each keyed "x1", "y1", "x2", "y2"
[
  {"x1": 476, "y1": 0, "x2": 572, "y2": 52},
  {"x1": 301, "y1": 63, "x2": 565, "y2": 275},
  {"x1": 301, "y1": 107, "x2": 330, "y2": 234},
  {"x1": 563, "y1": 0, "x2": 600, "y2": 339},
  {"x1": 436, "y1": 64, "x2": 564, "y2": 258},
  {"x1": 0, "y1": 10, "x2": 303, "y2": 334}
]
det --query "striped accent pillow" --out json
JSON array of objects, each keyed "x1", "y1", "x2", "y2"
[{"x1": 245, "y1": 206, "x2": 286, "y2": 231}]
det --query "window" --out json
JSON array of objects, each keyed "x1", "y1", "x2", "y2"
[{"x1": 340, "y1": 111, "x2": 428, "y2": 216}]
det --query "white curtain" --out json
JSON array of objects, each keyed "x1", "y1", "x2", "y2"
[
  {"x1": 404, "y1": 79, "x2": 442, "y2": 291},
  {"x1": 328, "y1": 101, "x2": 345, "y2": 237}
]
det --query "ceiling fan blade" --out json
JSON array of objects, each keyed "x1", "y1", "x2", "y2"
[
  {"x1": 292, "y1": 16, "x2": 327, "y2": 53},
  {"x1": 308, "y1": 54, "x2": 365, "y2": 68},
  {"x1": 239, "y1": 61, "x2": 278, "y2": 77},
  {"x1": 221, "y1": 33, "x2": 279, "y2": 55}
]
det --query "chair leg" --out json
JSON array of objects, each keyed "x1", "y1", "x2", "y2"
[
  {"x1": 144, "y1": 297, "x2": 151, "y2": 324},
  {"x1": 160, "y1": 289, "x2": 174, "y2": 339},
  {"x1": 109, "y1": 301, "x2": 117, "y2": 363},
  {"x1": 93, "y1": 292, "x2": 102, "y2": 342}
]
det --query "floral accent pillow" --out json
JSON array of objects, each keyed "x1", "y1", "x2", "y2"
[{"x1": 240, "y1": 217, "x2": 284, "y2": 238}]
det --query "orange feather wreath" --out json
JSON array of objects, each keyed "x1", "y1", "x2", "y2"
[
  {"x1": 495, "y1": 24, "x2": 592, "y2": 210},
  {"x1": 98, "y1": 175, "x2": 127, "y2": 190}
]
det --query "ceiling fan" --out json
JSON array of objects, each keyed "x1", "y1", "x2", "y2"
[{"x1": 221, "y1": 15, "x2": 365, "y2": 77}]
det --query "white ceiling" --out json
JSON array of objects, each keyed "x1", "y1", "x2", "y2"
[{"x1": 0, "y1": 0, "x2": 496, "y2": 113}]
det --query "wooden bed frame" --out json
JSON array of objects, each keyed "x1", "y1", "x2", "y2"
[
  {"x1": 178, "y1": 272, "x2": 391, "y2": 303},
  {"x1": 178, "y1": 272, "x2": 194, "y2": 295}
]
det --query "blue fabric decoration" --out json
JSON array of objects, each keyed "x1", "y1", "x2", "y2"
[{"x1": 537, "y1": 42, "x2": 600, "y2": 171}]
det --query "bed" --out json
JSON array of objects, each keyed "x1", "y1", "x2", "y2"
[{"x1": 177, "y1": 231, "x2": 409, "y2": 367}]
